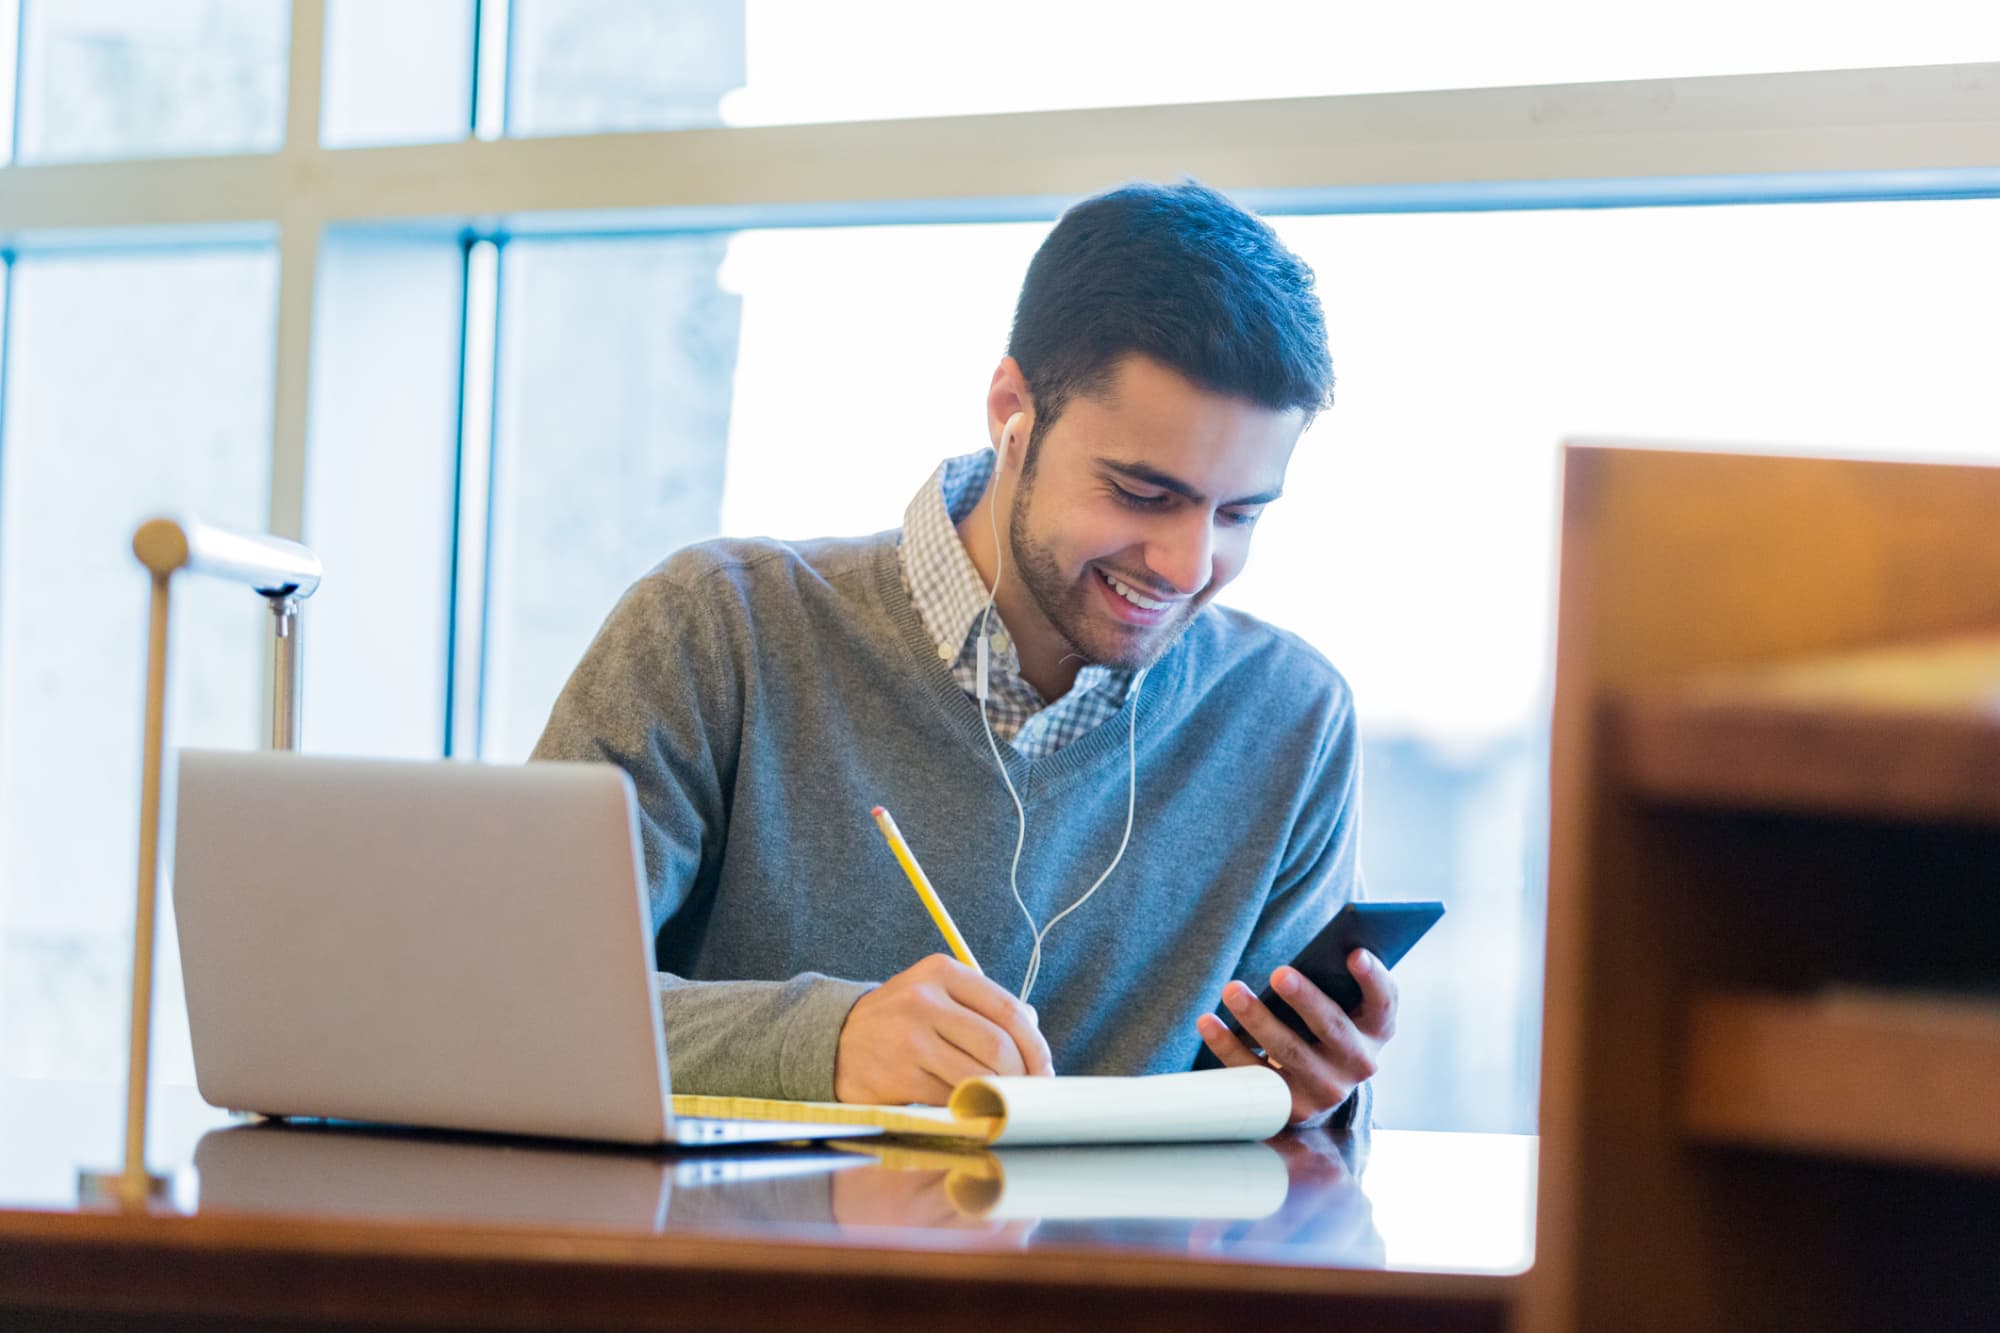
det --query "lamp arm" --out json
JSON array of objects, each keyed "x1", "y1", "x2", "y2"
[{"x1": 133, "y1": 514, "x2": 323, "y2": 599}]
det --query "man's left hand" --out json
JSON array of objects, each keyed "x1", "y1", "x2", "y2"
[{"x1": 1194, "y1": 949, "x2": 1398, "y2": 1126}]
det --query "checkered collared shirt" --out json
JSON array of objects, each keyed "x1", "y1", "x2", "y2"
[{"x1": 898, "y1": 450, "x2": 1136, "y2": 761}]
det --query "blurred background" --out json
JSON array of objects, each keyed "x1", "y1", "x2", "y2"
[{"x1": 3, "y1": 0, "x2": 1999, "y2": 1138}]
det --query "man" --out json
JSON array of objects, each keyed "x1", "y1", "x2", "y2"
[{"x1": 534, "y1": 180, "x2": 1394, "y2": 1127}]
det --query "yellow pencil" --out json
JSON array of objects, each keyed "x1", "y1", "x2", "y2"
[{"x1": 870, "y1": 805, "x2": 981, "y2": 972}]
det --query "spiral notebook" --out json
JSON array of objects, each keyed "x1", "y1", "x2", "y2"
[{"x1": 669, "y1": 1066, "x2": 1290, "y2": 1147}]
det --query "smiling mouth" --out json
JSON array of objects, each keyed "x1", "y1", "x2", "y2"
[{"x1": 1096, "y1": 567, "x2": 1175, "y2": 613}]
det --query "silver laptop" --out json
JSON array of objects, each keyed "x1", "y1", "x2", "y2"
[{"x1": 172, "y1": 750, "x2": 875, "y2": 1148}]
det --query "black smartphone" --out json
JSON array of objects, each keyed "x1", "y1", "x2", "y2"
[{"x1": 1202, "y1": 901, "x2": 1446, "y2": 1060}]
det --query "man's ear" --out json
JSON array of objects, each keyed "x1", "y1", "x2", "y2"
[{"x1": 986, "y1": 357, "x2": 1035, "y2": 461}]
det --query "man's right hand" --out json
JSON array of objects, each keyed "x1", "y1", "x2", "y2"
[{"x1": 833, "y1": 954, "x2": 1053, "y2": 1104}]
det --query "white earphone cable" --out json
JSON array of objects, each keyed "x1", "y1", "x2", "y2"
[
  {"x1": 1017, "y1": 669, "x2": 1144, "y2": 1001},
  {"x1": 978, "y1": 423, "x2": 1145, "y2": 1004}
]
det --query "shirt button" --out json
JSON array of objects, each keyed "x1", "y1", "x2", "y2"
[
  {"x1": 937, "y1": 641, "x2": 954, "y2": 660},
  {"x1": 990, "y1": 632, "x2": 1009, "y2": 652}
]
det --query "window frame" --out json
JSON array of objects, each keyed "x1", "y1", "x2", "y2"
[
  {"x1": 0, "y1": 10, "x2": 1990, "y2": 559},
  {"x1": 0, "y1": 0, "x2": 1991, "y2": 770},
  {"x1": 0, "y1": 0, "x2": 1995, "y2": 1127}
]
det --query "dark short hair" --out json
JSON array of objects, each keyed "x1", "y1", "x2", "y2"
[{"x1": 1007, "y1": 180, "x2": 1333, "y2": 457}]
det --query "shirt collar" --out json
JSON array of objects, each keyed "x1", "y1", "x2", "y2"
[
  {"x1": 898, "y1": 449, "x2": 1133, "y2": 698},
  {"x1": 900, "y1": 450, "x2": 1005, "y2": 663}
]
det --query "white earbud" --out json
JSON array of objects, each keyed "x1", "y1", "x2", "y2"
[{"x1": 977, "y1": 412, "x2": 1025, "y2": 703}]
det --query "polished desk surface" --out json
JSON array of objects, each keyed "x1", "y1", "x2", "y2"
[{"x1": 2, "y1": 1080, "x2": 1533, "y2": 1331}]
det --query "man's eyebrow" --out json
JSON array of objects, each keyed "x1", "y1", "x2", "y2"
[{"x1": 1100, "y1": 459, "x2": 1283, "y2": 507}]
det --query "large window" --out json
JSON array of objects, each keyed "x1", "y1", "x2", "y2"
[
  {"x1": 3, "y1": 2, "x2": 1997, "y2": 1141},
  {"x1": 0, "y1": 248, "x2": 277, "y2": 1087}
]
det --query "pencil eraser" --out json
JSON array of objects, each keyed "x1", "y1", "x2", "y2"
[{"x1": 870, "y1": 805, "x2": 886, "y2": 818}]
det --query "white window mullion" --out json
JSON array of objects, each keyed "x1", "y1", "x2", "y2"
[
  {"x1": 445, "y1": 237, "x2": 501, "y2": 759},
  {"x1": 471, "y1": 0, "x2": 511, "y2": 141},
  {"x1": 0, "y1": 0, "x2": 20, "y2": 166}
]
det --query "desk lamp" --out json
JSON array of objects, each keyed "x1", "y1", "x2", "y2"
[{"x1": 78, "y1": 516, "x2": 323, "y2": 1210}]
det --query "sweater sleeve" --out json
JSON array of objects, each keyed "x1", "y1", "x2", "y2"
[
  {"x1": 530, "y1": 563, "x2": 871, "y2": 1102},
  {"x1": 1230, "y1": 673, "x2": 1373, "y2": 1131}
]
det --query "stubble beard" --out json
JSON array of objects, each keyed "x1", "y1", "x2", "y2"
[{"x1": 1006, "y1": 479, "x2": 1198, "y2": 674}]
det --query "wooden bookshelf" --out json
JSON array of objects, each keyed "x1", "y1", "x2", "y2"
[
  {"x1": 1520, "y1": 444, "x2": 2000, "y2": 1333},
  {"x1": 1682, "y1": 989, "x2": 2000, "y2": 1174}
]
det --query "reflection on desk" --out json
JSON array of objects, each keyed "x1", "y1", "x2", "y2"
[
  {"x1": 2, "y1": 1079, "x2": 1534, "y2": 1275},
  {"x1": 839, "y1": 1138, "x2": 1291, "y2": 1219},
  {"x1": 193, "y1": 1121, "x2": 860, "y2": 1232},
  {"x1": 191, "y1": 1119, "x2": 1384, "y2": 1267}
]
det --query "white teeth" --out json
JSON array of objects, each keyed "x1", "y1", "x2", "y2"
[{"x1": 1103, "y1": 571, "x2": 1168, "y2": 611}]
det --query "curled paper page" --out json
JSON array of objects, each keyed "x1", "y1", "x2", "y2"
[{"x1": 947, "y1": 1065, "x2": 1291, "y2": 1146}]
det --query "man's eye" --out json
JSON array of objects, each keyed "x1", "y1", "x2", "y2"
[
  {"x1": 1220, "y1": 508, "x2": 1263, "y2": 527},
  {"x1": 1112, "y1": 486, "x2": 1170, "y2": 511}
]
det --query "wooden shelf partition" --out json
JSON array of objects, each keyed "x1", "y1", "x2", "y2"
[
  {"x1": 1523, "y1": 444, "x2": 2000, "y2": 1333},
  {"x1": 1616, "y1": 633, "x2": 2000, "y2": 823},
  {"x1": 1682, "y1": 989, "x2": 2000, "y2": 1174}
]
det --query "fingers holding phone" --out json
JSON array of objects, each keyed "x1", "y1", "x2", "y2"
[
  {"x1": 1197, "y1": 952, "x2": 1395, "y2": 1124},
  {"x1": 1194, "y1": 900, "x2": 1437, "y2": 1122},
  {"x1": 1340, "y1": 948, "x2": 1398, "y2": 1043}
]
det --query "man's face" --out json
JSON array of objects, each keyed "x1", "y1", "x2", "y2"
[{"x1": 1005, "y1": 354, "x2": 1306, "y2": 672}]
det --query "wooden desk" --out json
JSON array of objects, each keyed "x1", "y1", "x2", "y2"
[{"x1": 1, "y1": 1082, "x2": 1530, "y2": 1331}]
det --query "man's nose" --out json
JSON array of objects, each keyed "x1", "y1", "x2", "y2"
[{"x1": 1147, "y1": 511, "x2": 1214, "y2": 598}]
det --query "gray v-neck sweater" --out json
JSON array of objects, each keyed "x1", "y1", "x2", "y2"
[{"x1": 532, "y1": 531, "x2": 1365, "y2": 1115}]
